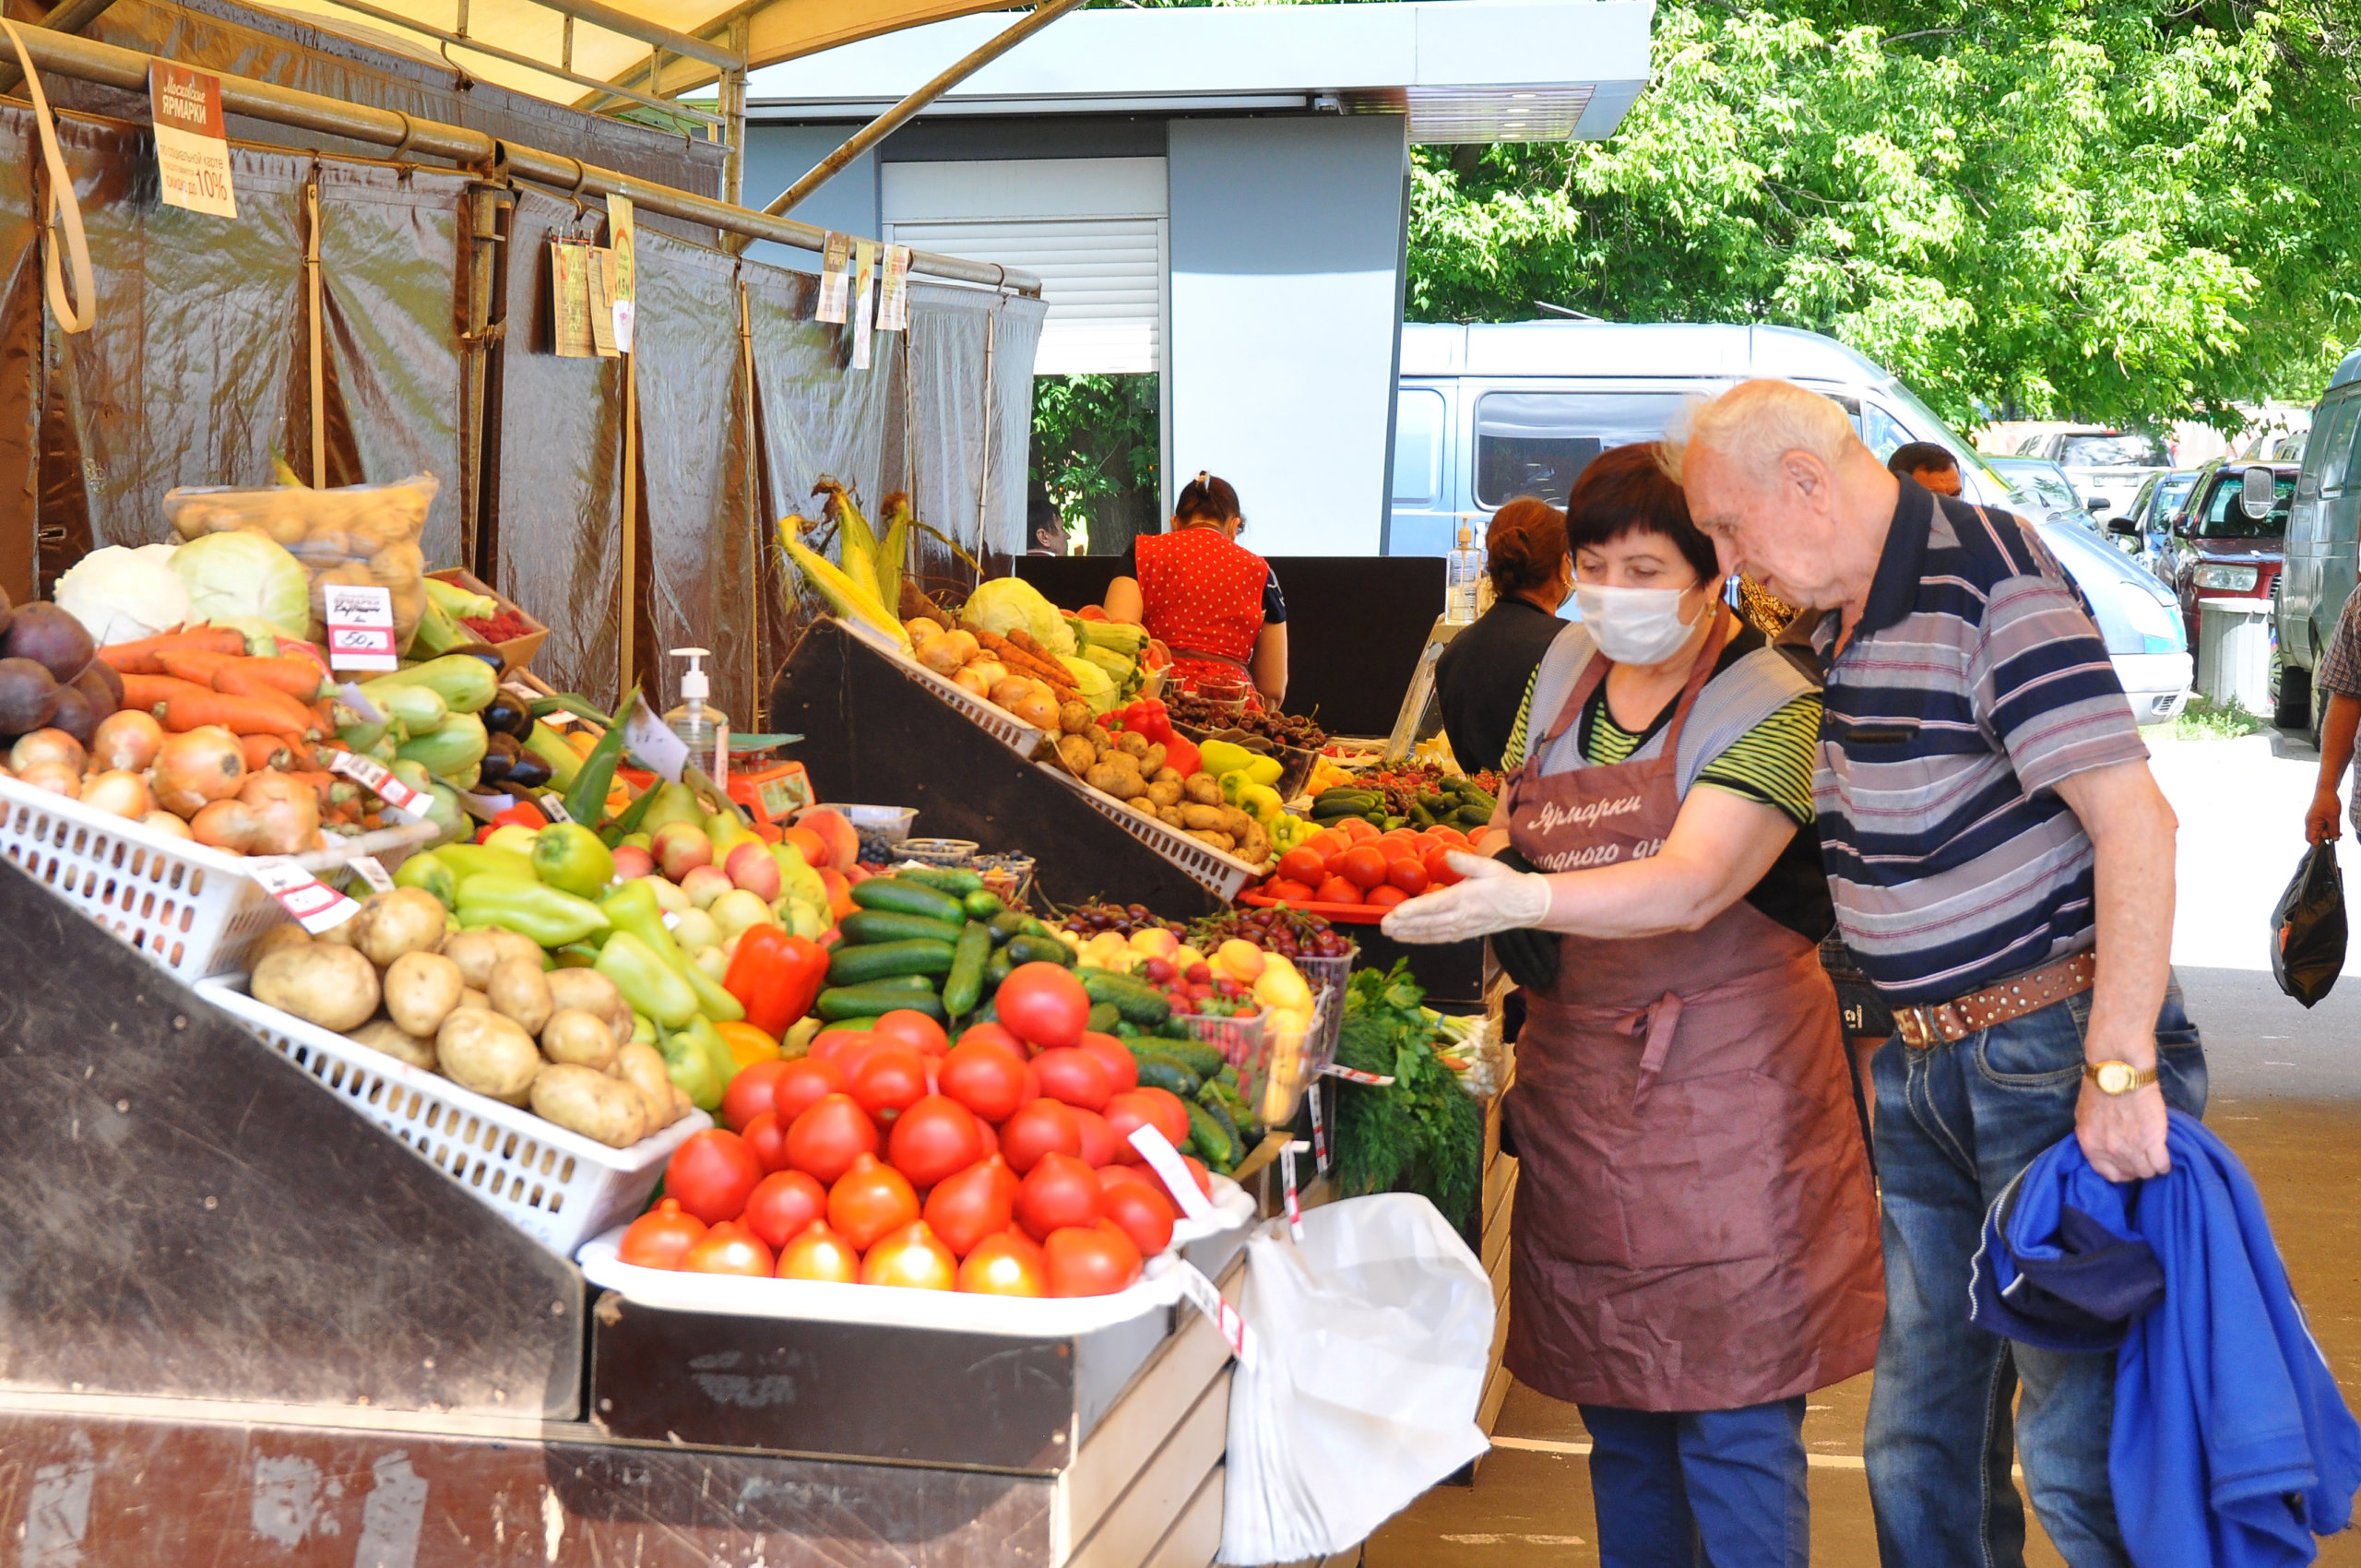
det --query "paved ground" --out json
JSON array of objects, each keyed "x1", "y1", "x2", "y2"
[{"x1": 1366, "y1": 726, "x2": 2361, "y2": 1566}]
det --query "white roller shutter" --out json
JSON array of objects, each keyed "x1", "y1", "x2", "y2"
[{"x1": 882, "y1": 158, "x2": 1167, "y2": 377}]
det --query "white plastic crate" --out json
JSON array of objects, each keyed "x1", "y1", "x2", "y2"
[
  {"x1": 0, "y1": 773, "x2": 436, "y2": 980},
  {"x1": 1173, "y1": 992, "x2": 1326, "y2": 1129},
  {"x1": 1036, "y1": 761, "x2": 1260, "y2": 901},
  {"x1": 837, "y1": 615, "x2": 1048, "y2": 757},
  {"x1": 197, "y1": 977, "x2": 708, "y2": 1256}
]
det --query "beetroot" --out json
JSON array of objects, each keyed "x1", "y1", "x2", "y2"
[
  {"x1": 0, "y1": 657, "x2": 60, "y2": 734},
  {"x1": 72, "y1": 659, "x2": 120, "y2": 716},
  {"x1": 2, "y1": 602, "x2": 92, "y2": 683},
  {"x1": 46, "y1": 683, "x2": 98, "y2": 747}
]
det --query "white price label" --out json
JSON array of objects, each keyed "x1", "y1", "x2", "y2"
[
  {"x1": 1280, "y1": 1138, "x2": 1309, "y2": 1242},
  {"x1": 817, "y1": 231, "x2": 852, "y2": 323},
  {"x1": 346, "y1": 855, "x2": 395, "y2": 894},
  {"x1": 1309, "y1": 1080, "x2": 1330, "y2": 1173},
  {"x1": 1322, "y1": 1063, "x2": 1394, "y2": 1087},
  {"x1": 326, "y1": 751, "x2": 425, "y2": 819},
  {"x1": 623, "y1": 694, "x2": 689, "y2": 784},
  {"x1": 247, "y1": 857, "x2": 362, "y2": 934},
  {"x1": 1174, "y1": 1262, "x2": 1253, "y2": 1366},
  {"x1": 541, "y1": 796, "x2": 573, "y2": 824},
  {"x1": 1126, "y1": 1123, "x2": 1218, "y2": 1225},
  {"x1": 323, "y1": 584, "x2": 397, "y2": 671}
]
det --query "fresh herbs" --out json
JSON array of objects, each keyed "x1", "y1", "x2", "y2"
[{"x1": 1330, "y1": 962, "x2": 1482, "y2": 1228}]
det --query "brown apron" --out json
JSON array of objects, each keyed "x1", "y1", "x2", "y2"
[{"x1": 1500, "y1": 619, "x2": 1883, "y2": 1411}]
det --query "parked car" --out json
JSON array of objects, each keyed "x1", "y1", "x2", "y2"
[
  {"x1": 1987, "y1": 456, "x2": 2097, "y2": 528},
  {"x1": 2108, "y1": 469, "x2": 2200, "y2": 580},
  {"x1": 1392, "y1": 320, "x2": 2191, "y2": 723},
  {"x1": 2275, "y1": 347, "x2": 2361, "y2": 738},
  {"x1": 2165, "y1": 459, "x2": 2296, "y2": 652},
  {"x1": 2012, "y1": 428, "x2": 2172, "y2": 518}
]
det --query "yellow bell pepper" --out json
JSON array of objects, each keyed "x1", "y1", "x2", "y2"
[{"x1": 715, "y1": 1019, "x2": 781, "y2": 1069}]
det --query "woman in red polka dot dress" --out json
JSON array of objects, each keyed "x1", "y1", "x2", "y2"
[{"x1": 1102, "y1": 472, "x2": 1289, "y2": 711}]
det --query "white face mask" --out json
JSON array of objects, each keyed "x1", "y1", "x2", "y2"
[{"x1": 1573, "y1": 582, "x2": 1706, "y2": 664}]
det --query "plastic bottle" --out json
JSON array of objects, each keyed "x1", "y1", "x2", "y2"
[
  {"x1": 1447, "y1": 522, "x2": 1486, "y2": 624},
  {"x1": 663, "y1": 647, "x2": 730, "y2": 790}
]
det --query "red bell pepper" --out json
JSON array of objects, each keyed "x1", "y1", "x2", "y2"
[
  {"x1": 1118, "y1": 698, "x2": 1174, "y2": 744},
  {"x1": 492, "y1": 801, "x2": 549, "y2": 832},
  {"x1": 723, "y1": 926, "x2": 830, "y2": 1038},
  {"x1": 1162, "y1": 731, "x2": 1200, "y2": 778}
]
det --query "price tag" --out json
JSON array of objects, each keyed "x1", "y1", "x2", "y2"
[
  {"x1": 1126, "y1": 1123, "x2": 1218, "y2": 1225},
  {"x1": 877, "y1": 244, "x2": 911, "y2": 332},
  {"x1": 346, "y1": 855, "x2": 395, "y2": 894},
  {"x1": 623, "y1": 693, "x2": 688, "y2": 784},
  {"x1": 247, "y1": 857, "x2": 361, "y2": 934},
  {"x1": 817, "y1": 231, "x2": 852, "y2": 323},
  {"x1": 1309, "y1": 1080, "x2": 1330, "y2": 1173},
  {"x1": 1173, "y1": 1262, "x2": 1253, "y2": 1367},
  {"x1": 338, "y1": 682, "x2": 386, "y2": 726},
  {"x1": 326, "y1": 751, "x2": 425, "y2": 819},
  {"x1": 541, "y1": 796, "x2": 573, "y2": 824},
  {"x1": 1322, "y1": 1063, "x2": 1394, "y2": 1087},
  {"x1": 848, "y1": 239, "x2": 877, "y2": 372},
  {"x1": 148, "y1": 64, "x2": 236, "y2": 219},
  {"x1": 323, "y1": 585, "x2": 397, "y2": 671},
  {"x1": 609, "y1": 194, "x2": 636, "y2": 353},
  {"x1": 1279, "y1": 1138, "x2": 1308, "y2": 1242}
]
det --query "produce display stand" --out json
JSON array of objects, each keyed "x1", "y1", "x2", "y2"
[
  {"x1": 1471, "y1": 1068, "x2": 1518, "y2": 1464},
  {"x1": 0, "y1": 853, "x2": 1244, "y2": 1566}
]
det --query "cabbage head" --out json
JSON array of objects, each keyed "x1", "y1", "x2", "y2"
[
  {"x1": 171, "y1": 529, "x2": 310, "y2": 640},
  {"x1": 965, "y1": 576, "x2": 1075, "y2": 657},
  {"x1": 55, "y1": 543, "x2": 189, "y2": 645},
  {"x1": 1057, "y1": 655, "x2": 1117, "y2": 715}
]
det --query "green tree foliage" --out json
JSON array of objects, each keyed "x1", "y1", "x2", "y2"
[
  {"x1": 1029, "y1": 374, "x2": 1161, "y2": 552},
  {"x1": 1409, "y1": 2, "x2": 2361, "y2": 429}
]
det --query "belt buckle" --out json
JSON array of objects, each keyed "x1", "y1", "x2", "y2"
[{"x1": 1895, "y1": 1003, "x2": 1963, "y2": 1049}]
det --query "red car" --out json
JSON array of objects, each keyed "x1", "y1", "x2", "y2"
[{"x1": 2169, "y1": 460, "x2": 2296, "y2": 647}]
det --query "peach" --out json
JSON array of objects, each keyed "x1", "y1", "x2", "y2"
[
  {"x1": 726, "y1": 839, "x2": 782, "y2": 900},
  {"x1": 680, "y1": 864, "x2": 734, "y2": 910},
  {"x1": 653, "y1": 820, "x2": 713, "y2": 882},
  {"x1": 611, "y1": 844, "x2": 656, "y2": 880},
  {"x1": 799, "y1": 809, "x2": 860, "y2": 873}
]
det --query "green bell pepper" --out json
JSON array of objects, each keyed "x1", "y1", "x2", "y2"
[
  {"x1": 531, "y1": 822, "x2": 615, "y2": 898},
  {"x1": 436, "y1": 842, "x2": 536, "y2": 883},
  {"x1": 392, "y1": 849, "x2": 457, "y2": 909},
  {"x1": 599, "y1": 880, "x2": 746, "y2": 1023},
  {"x1": 682, "y1": 1014, "x2": 741, "y2": 1095},
  {"x1": 654, "y1": 1018, "x2": 724, "y2": 1112},
  {"x1": 599, "y1": 933, "x2": 699, "y2": 1029},
  {"x1": 454, "y1": 875, "x2": 611, "y2": 946}
]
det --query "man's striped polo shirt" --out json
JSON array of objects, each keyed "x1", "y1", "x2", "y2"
[{"x1": 1807, "y1": 479, "x2": 2148, "y2": 1004}]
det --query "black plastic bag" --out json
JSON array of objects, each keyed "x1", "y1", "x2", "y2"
[{"x1": 2272, "y1": 843, "x2": 2347, "y2": 1007}]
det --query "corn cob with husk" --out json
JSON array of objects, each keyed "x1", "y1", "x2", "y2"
[
  {"x1": 778, "y1": 515, "x2": 911, "y2": 653},
  {"x1": 813, "y1": 476, "x2": 878, "y2": 598},
  {"x1": 872, "y1": 492, "x2": 913, "y2": 620}
]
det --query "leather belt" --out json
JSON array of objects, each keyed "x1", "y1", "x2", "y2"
[{"x1": 1891, "y1": 951, "x2": 2099, "y2": 1049}]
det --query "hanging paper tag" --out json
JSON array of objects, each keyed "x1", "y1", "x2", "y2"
[
  {"x1": 608, "y1": 194, "x2": 636, "y2": 352},
  {"x1": 1127, "y1": 1123, "x2": 1218, "y2": 1224},
  {"x1": 1280, "y1": 1139, "x2": 1308, "y2": 1242},
  {"x1": 876, "y1": 244, "x2": 911, "y2": 332},
  {"x1": 1309, "y1": 1079, "x2": 1330, "y2": 1173},
  {"x1": 345, "y1": 855, "x2": 395, "y2": 895},
  {"x1": 817, "y1": 231, "x2": 852, "y2": 323},
  {"x1": 338, "y1": 682, "x2": 386, "y2": 726},
  {"x1": 848, "y1": 239, "x2": 877, "y2": 371},
  {"x1": 587, "y1": 248, "x2": 620, "y2": 358},
  {"x1": 541, "y1": 796, "x2": 573, "y2": 825},
  {"x1": 1322, "y1": 1063, "x2": 1394, "y2": 1087},
  {"x1": 148, "y1": 64, "x2": 236, "y2": 219},
  {"x1": 326, "y1": 751, "x2": 426, "y2": 818},
  {"x1": 623, "y1": 693, "x2": 689, "y2": 785},
  {"x1": 323, "y1": 584, "x2": 397, "y2": 671},
  {"x1": 247, "y1": 857, "x2": 362, "y2": 934},
  {"x1": 1173, "y1": 1262, "x2": 1253, "y2": 1366},
  {"x1": 552, "y1": 242, "x2": 594, "y2": 358}
]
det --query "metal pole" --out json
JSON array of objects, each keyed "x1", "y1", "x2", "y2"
[
  {"x1": 0, "y1": 0, "x2": 119, "y2": 99},
  {"x1": 548, "y1": 0, "x2": 740, "y2": 71},
  {"x1": 0, "y1": 23, "x2": 1041, "y2": 294}
]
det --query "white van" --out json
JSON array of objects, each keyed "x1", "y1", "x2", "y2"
[{"x1": 1388, "y1": 320, "x2": 2191, "y2": 722}]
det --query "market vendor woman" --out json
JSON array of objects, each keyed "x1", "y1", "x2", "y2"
[
  {"x1": 1381, "y1": 443, "x2": 1881, "y2": 1567},
  {"x1": 1102, "y1": 472, "x2": 1287, "y2": 709}
]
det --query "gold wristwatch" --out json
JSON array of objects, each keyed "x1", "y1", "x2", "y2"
[{"x1": 2085, "y1": 1061, "x2": 2158, "y2": 1096}]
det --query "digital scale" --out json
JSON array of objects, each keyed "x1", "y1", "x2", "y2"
[{"x1": 617, "y1": 735, "x2": 813, "y2": 840}]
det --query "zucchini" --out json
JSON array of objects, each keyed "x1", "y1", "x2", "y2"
[
  {"x1": 1079, "y1": 969, "x2": 1172, "y2": 1026},
  {"x1": 365, "y1": 654, "x2": 498, "y2": 717},
  {"x1": 1086, "y1": 1002, "x2": 1121, "y2": 1034},
  {"x1": 1133, "y1": 1055, "x2": 1201, "y2": 1098},
  {"x1": 942, "y1": 921, "x2": 992, "y2": 1019},
  {"x1": 897, "y1": 864, "x2": 984, "y2": 897},
  {"x1": 817, "y1": 978, "x2": 943, "y2": 1021},
  {"x1": 838, "y1": 909, "x2": 967, "y2": 947},
  {"x1": 1183, "y1": 1100, "x2": 1236, "y2": 1169},
  {"x1": 828, "y1": 938, "x2": 958, "y2": 987},
  {"x1": 1005, "y1": 934, "x2": 1074, "y2": 968},
  {"x1": 962, "y1": 890, "x2": 1004, "y2": 921},
  {"x1": 848, "y1": 877, "x2": 967, "y2": 924}
]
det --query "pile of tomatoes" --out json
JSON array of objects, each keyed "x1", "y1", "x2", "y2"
[
  {"x1": 615, "y1": 961, "x2": 1212, "y2": 1299},
  {"x1": 1253, "y1": 819, "x2": 1477, "y2": 909}
]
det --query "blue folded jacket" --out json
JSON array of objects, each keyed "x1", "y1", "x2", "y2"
[{"x1": 1968, "y1": 1111, "x2": 2361, "y2": 1568}]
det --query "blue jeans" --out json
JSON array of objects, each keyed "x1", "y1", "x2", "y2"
[
  {"x1": 1581, "y1": 1399, "x2": 1809, "y2": 1568},
  {"x1": 1863, "y1": 982, "x2": 2206, "y2": 1568}
]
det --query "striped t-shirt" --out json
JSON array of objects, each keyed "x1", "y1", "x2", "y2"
[{"x1": 1810, "y1": 481, "x2": 2148, "y2": 1003}]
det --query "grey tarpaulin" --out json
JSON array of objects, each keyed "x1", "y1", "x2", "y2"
[{"x1": 903, "y1": 279, "x2": 1042, "y2": 567}]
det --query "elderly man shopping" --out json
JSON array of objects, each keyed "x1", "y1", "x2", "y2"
[{"x1": 1669, "y1": 381, "x2": 2205, "y2": 1568}]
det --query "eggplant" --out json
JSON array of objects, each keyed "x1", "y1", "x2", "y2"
[
  {"x1": 478, "y1": 731, "x2": 521, "y2": 786},
  {"x1": 481, "y1": 693, "x2": 534, "y2": 741},
  {"x1": 441, "y1": 640, "x2": 509, "y2": 682},
  {"x1": 504, "y1": 752, "x2": 554, "y2": 791}
]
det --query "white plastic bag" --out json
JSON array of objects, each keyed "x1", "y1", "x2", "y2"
[{"x1": 1219, "y1": 1194, "x2": 1495, "y2": 1564}]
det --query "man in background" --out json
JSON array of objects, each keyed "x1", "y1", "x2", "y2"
[{"x1": 1887, "y1": 441, "x2": 1963, "y2": 497}]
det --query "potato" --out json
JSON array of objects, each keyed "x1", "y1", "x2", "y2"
[
  {"x1": 1129, "y1": 795, "x2": 1159, "y2": 814},
  {"x1": 365, "y1": 541, "x2": 425, "y2": 587},
  {"x1": 530, "y1": 1063, "x2": 648, "y2": 1148},
  {"x1": 383, "y1": 950, "x2": 465, "y2": 1038},
  {"x1": 1145, "y1": 778, "x2": 1184, "y2": 808},
  {"x1": 345, "y1": 1016, "x2": 437, "y2": 1071},
  {"x1": 486, "y1": 956, "x2": 553, "y2": 1037},
  {"x1": 541, "y1": 1009, "x2": 619, "y2": 1069},
  {"x1": 1219, "y1": 807, "x2": 1258, "y2": 839},
  {"x1": 353, "y1": 888, "x2": 448, "y2": 968},
  {"x1": 1181, "y1": 803, "x2": 1229, "y2": 831},
  {"x1": 1086, "y1": 762, "x2": 1142, "y2": 799},
  {"x1": 313, "y1": 912, "x2": 358, "y2": 948},
  {"x1": 1057, "y1": 733, "x2": 1098, "y2": 778},
  {"x1": 546, "y1": 969, "x2": 627, "y2": 1036},
  {"x1": 248, "y1": 922, "x2": 314, "y2": 967},
  {"x1": 435, "y1": 1008, "x2": 542, "y2": 1105},
  {"x1": 441, "y1": 927, "x2": 542, "y2": 989},
  {"x1": 1086, "y1": 724, "x2": 1114, "y2": 752},
  {"x1": 1158, "y1": 805, "x2": 1189, "y2": 828},
  {"x1": 611, "y1": 1041, "x2": 677, "y2": 1130},
  {"x1": 1139, "y1": 742, "x2": 1168, "y2": 776},
  {"x1": 458, "y1": 985, "x2": 491, "y2": 1013},
  {"x1": 1153, "y1": 766, "x2": 1181, "y2": 784},
  {"x1": 1058, "y1": 700, "x2": 1094, "y2": 735},
  {"x1": 1192, "y1": 830, "x2": 1236, "y2": 851},
  {"x1": 252, "y1": 944, "x2": 381, "y2": 1033},
  {"x1": 1114, "y1": 731, "x2": 1151, "y2": 758},
  {"x1": 1184, "y1": 773, "x2": 1225, "y2": 805}
]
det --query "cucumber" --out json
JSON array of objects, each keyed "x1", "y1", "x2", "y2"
[
  {"x1": 817, "y1": 978, "x2": 943, "y2": 1021},
  {"x1": 1110, "y1": 1018, "x2": 1143, "y2": 1039},
  {"x1": 1080, "y1": 969, "x2": 1172, "y2": 1026},
  {"x1": 1195, "y1": 1092, "x2": 1244, "y2": 1159},
  {"x1": 986, "y1": 952, "x2": 1014, "y2": 990},
  {"x1": 816, "y1": 1016, "x2": 883, "y2": 1037},
  {"x1": 1134, "y1": 1056, "x2": 1201, "y2": 1097},
  {"x1": 989, "y1": 910, "x2": 1031, "y2": 944},
  {"x1": 1149, "y1": 1035, "x2": 1224, "y2": 1079},
  {"x1": 838, "y1": 909, "x2": 966, "y2": 947},
  {"x1": 1183, "y1": 1100, "x2": 1236, "y2": 1169},
  {"x1": 1005, "y1": 934, "x2": 1074, "y2": 968},
  {"x1": 942, "y1": 921, "x2": 992, "y2": 1019},
  {"x1": 848, "y1": 877, "x2": 967, "y2": 924},
  {"x1": 962, "y1": 890, "x2": 1004, "y2": 921},
  {"x1": 1086, "y1": 1002, "x2": 1121, "y2": 1034},
  {"x1": 1154, "y1": 1016, "x2": 1192, "y2": 1040},
  {"x1": 827, "y1": 938, "x2": 958, "y2": 987},
  {"x1": 898, "y1": 864, "x2": 984, "y2": 897}
]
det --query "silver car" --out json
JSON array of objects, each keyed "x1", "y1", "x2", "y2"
[{"x1": 2013, "y1": 428, "x2": 2172, "y2": 518}]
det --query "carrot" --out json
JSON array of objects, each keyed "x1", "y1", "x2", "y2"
[
  {"x1": 241, "y1": 733, "x2": 301, "y2": 772},
  {"x1": 965, "y1": 624, "x2": 1079, "y2": 694},
  {"x1": 120, "y1": 672, "x2": 214, "y2": 713},
  {"x1": 95, "y1": 627, "x2": 246, "y2": 675},
  {"x1": 212, "y1": 656, "x2": 329, "y2": 704},
  {"x1": 160, "y1": 689, "x2": 322, "y2": 738}
]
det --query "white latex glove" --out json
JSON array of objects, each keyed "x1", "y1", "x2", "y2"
[{"x1": 1379, "y1": 850, "x2": 1552, "y2": 944}]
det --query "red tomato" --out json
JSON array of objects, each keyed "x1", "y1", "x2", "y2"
[
  {"x1": 740, "y1": 1111, "x2": 791, "y2": 1174},
  {"x1": 775, "y1": 1219, "x2": 860, "y2": 1283},
  {"x1": 808, "y1": 1028, "x2": 875, "y2": 1070},
  {"x1": 1377, "y1": 830, "x2": 1420, "y2": 854},
  {"x1": 1070, "y1": 1106, "x2": 1118, "y2": 1167},
  {"x1": 860, "y1": 1221, "x2": 957, "y2": 1289},
  {"x1": 996, "y1": 963, "x2": 1092, "y2": 1051},
  {"x1": 1340, "y1": 817, "x2": 1380, "y2": 844},
  {"x1": 1097, "y1": 1163, "x2": 1159, "y2": 1198},
  {"x1": 784, "y1": 1092, "x2": 880, "y2": 1184},
  {"x1": 872, "y1": 1009, "x2": 950, "y2": 1057},
  {"x1": 1019, "y1": 1062, "x2": 1044, "y2": 1104},
  {"x1": 1102, "y1": 1087, "x2": 1191, "y2": 1162},
  {"x1": 617, "y1": 1196, "x2": 706, "y2": 1270},
  {"x1": 956, "y1": 1229, "x2": 1047, "y2": 1296},
  {"x1": 1263, "y1": 878, "x2": 1317, "y2": 902},
  {"x1": 1015, "y1": 1152, "x2": 1104, "y2": 1241},
  {"x1": 1319, "y1": 846, "x2": 1352, "y2": 878},
  {"x1": 1044, "y1": 1225, "x2": 1143, "y2": 1297},
  {"x1": 957, "y1": 1021, "x2": 1027, "y2": 1056},
  {"x1": 923, "y1": 1154, "x2": 1018, "y2": 1255},
  {"x1": 827, "y1": 1151, "x2": 921, "y2": 1250},
  {"x1": 664, "y1": 1129, "x2": 764, "y2": 1224},
  {"x1": 770, "y1": 1057, "x2": 848, "y2": 1126},
  {"x1": 1428, "y1": 825, "x2": 1469, "y2": 847},
  {"x1": 720, "y1": 1059, "x2": 795, "y2": 1133},
  {"x1": 938, "y1": 1038, "x2": 1027, "y2": 1122},
  {"x1": 1077, "y1": 1032, "x2": 1140, "y2": 1093},
  {"x1": 1314, "y1": 875, "x2": 1364, "y2": 905},
  {"x1": 1424, "y1": 849, "x2": 1466, "y2": 888},
  {"x1": 1031, "y1": 1047, "x2": 1113, "y2": 1111},
  {"x1": 1337, "y1": 845, "x2": 1390, "y2": 890},
  {"x1": 999, "y1": 1099, "x2": 1083, "y2": 1173},
  {"x1": 1180, "y1": 1154, "x2": 1215, "y2": 1201},
  {"x1": 683, "y1": 1220, "x2": 775, "y2": 1277},
  {"x1": 1387, "y1": 857, "x2": 1430, "y2": 895},
  {"x1": 1365, "y1": 885, "x2": 1411, "y2": 909},
  {"x1": 1099, "y1": 1180, "x2": 1176, "y2": 1256},
  {"x1": 886, "y1": 1094, "x2": 984, "y2": 1188},
  {"x1": 740, "y1": 1170, "x2": 828, "y2": 1251},
  {"x1": 1305, "y1": 829, "x2": 1349, "y2": 858},
  {"x1": 848, "y1": 1046, "x2": 930, "y2": 1122},
  {"x1": 974, "y1": 1117, "x2": 1000, "y2": 1158},
  {"x1": 1275, "y1": 847, "x2": 1325, "y2": 885}
]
